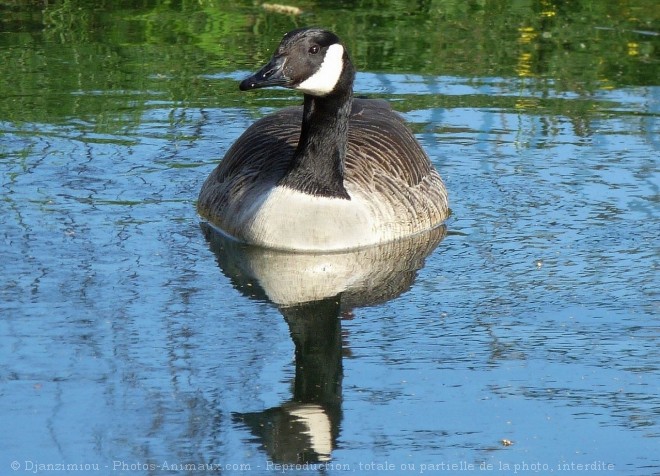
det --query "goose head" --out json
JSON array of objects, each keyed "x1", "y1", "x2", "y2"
[{"x1": 239, "y1": 28, "x2": 354, "y2": 97}]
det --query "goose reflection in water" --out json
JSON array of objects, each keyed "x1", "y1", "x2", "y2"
[{"x1": 201, "y1": 223, "x2": 447, "y2": 464}]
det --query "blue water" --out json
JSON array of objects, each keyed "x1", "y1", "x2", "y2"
[{"x1": 1, "y1": 73, "x2": 658, "y2": 475}]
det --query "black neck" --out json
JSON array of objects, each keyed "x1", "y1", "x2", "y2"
[{"x1": 279, "y1": 61, "x2": 355, "y2": 199}]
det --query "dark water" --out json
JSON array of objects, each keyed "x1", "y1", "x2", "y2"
[{"x1": 1, "y1": 1, "x2": 659, "y2": 475}]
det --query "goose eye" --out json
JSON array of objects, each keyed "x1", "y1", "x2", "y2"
[{"x1": 308, "y1": 45, "x2": 320, "y2": 54}]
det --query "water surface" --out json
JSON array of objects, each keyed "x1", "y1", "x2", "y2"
[{"x1": 1, "y1": 1, "x2": 658, "y2": 475}]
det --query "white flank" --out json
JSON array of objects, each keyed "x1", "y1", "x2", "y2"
[
  {"x1": 245, "y1": 186, "x2": 370, "y2": 250},
  {"x1": 234, "y1": 185, "x2": 386, "y2": 251},
  {"x1": 295, "y1": 44, "x2": 344, "y2": 96}
]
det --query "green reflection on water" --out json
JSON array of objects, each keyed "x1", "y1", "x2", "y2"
[{"x1": 0, "y1": 0, "x2": 657, "y2": 127}]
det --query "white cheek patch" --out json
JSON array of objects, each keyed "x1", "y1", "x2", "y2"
[{"x1": 295, "y1": 43, "x2": 344, "y2": 96}]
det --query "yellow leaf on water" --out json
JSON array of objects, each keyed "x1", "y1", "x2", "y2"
[{"x1": 262, "y1": 3, "x2": 303, "y2": 15}]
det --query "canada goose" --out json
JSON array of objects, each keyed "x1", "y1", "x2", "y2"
[{"x1": 198, "y1": 27, "x2": 449, "y2": 251}]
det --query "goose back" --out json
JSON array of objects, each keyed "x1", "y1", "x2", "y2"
[{"x1": 198, "y1": 98, "x2": 449, "y2": 250}]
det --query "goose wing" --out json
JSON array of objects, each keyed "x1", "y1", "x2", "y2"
[
  {"x1": 345, "y1": 99, "x2": 449, "y2": 228},
  {"x1": 199, "y1": 100, "x2": 449, "y2": 234},
  {"x1": 198, "y1": 107, "x2": 301, "y2": 216}
]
